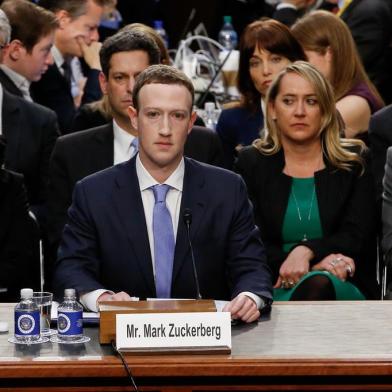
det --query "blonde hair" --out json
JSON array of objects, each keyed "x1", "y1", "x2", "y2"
[
  {"x1": 292, "y1": 11, "x2": 383, "y2": 106},
  {"x1": 254, "y1": 61, "x2": 365, "y2": 172}
]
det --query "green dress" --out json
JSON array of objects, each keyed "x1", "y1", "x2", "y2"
[{"x1": 273, "y1": 177, "x2": 365, "y2": 301}]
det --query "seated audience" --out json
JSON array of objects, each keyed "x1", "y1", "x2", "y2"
[
  {"x1": 292, "y1": 10, "x2": 384, "y2": 139},
  {"x1": 31, "y1": 0, "x2": 111, "y2": 133},
  {"x1": 54, "y1": 64, "x2": 273, "y2": 321},
  {"x1": 0, "y1": 136, "x2": 32, "y2": 301},
  {"x1": 0, "y1": 0, "x2": 57, "y2": 101},
  {"x1": 216, "y1": 18, "x2": 306, "y2": 169},
  {"x1": 236, "y1": 61, "x2": 378, "y2": 300}
]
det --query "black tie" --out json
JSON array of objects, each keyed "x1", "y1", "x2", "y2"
[{"x1": 61, "y1": 61, "x2": 72, "y2": 89}]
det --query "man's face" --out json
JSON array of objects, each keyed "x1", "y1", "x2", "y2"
[
  {"x1": 128, "y1": 83, "x2": 196, "y2": 174},
  {"x1": 99, "y1": 50, "x2": 150, "y2": 124},
  {"x1": 57, "y1": 0, "x2": 103, "y2": 57},
  {"x1": 20, "y1": 32, "x2": 54, "y2": 81}
]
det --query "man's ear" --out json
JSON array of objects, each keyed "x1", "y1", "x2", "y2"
[
  {"x1": 127, "y1": 105, "x2": 138, "y2": 130},
  {"x1": 98, "y1": 72, "x2": 108, "y2": 95},
  {"x1": 187, "y1": 110, "x2": 197, "y2": 135},
  {"x1": 7, "y1": 40, "x2": 24, "y2": 62},
  {"x1": 55, "y1": 10, "x2": 71, "y2": 29}
]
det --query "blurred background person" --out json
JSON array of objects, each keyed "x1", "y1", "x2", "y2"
[
  {"x1": 216, "y1": 18, "x2": 306, "y2": 169},
  {"x1": 236, "y1": 61, "x2": 378, "y2": 300},
  {"x1": 292, "y1": 10, "x2": 384, "y2": 140}
]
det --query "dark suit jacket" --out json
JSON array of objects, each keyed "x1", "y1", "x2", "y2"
[
  {"x1": 216, "y1": 106, "x2": 263, "y2": 169},
  {"x1": 30, "y1": 63, "x2": 101, "y2": 134},
  {"x1": 47, "y1": 123, "x2": 225, "y2": 246},
  {"x1": 368, "y1": 104, "x2": 392, "y2": 203},
  {"x1": 341, "y1": 0, "x2": 392, "y2": 103},
  {"x1": 272, "y1": 6, "x2": 303, "y2": 26},
  {"x1": 0, "y1": 170, "x2": 32, "y2": 300},
  {"x1": 235, "y1": 146, "x2": 378, "y2": 298},
  {"x1": 2, "y1": 90, "x2": 59, "y2": 218},
  {"x1": 0, "y1": 69, "x2": 24, "y2": 98},
  {"x1": 53, "y1": 157, "x2": 272, "y2": 301}
]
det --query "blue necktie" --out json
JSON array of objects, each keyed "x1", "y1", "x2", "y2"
[
  {"x1": 152, "y1": 184, "x2": 175, "y2": 298},
  {"x1": 130, "y1": 137, "x2": 138, "y2": 158}
]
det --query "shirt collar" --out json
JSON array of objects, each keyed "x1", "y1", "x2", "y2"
[
  {"x1": 0, "y1": 64, "x2": 30, "y2": 90},
  {"x1": 136, "y1": 155, "x2": 185, "y2": 192},
  {"x1": 51, "y1": 45, "x2": 66, "y2": 69},
  {"x1": 113, "y1": 119, "x2": 135, "y2": 149}
]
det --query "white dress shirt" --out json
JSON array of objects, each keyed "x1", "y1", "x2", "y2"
[
  {"x1": 113, "y1": 119, "x2": 138, "y2": 164},
  {"x1": 0, "y1": 64, "x2": 32, "y2": 101},
  {"x1": 80, "y1": 156, "x2": 261, "y2": 311}
]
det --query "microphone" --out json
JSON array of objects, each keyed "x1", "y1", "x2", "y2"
[{"x1": 183, "y1": 208, "x2": 202, "y2": 299}]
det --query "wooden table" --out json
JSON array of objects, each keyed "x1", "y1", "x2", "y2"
[{"x1": 1, "y1": 301, "x2": 392, "y2": 391}]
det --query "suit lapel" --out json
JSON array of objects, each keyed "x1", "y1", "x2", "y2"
[
  {"x1": 2, "y1": 92, "x2": 22, "y2": 170},
  {"x1": 111, "y1": 158, "x2": 156, "y2": 294},
  {"x1": 172, "y1": 159, "x2": 206, "y2": 284}
]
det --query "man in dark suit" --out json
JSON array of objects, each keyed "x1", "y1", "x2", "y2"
[
  {"x1": 47, "y1": 30, "x2": 224, "y2": 254},
  {"x1": 2, "y1": 86, "x2": 59, "y2": 222},
  {"x1": 31, "y1": 0, "x2": 111, "y2": 133},
  {"x1": 0, "y1": 0, "x2": 57, "y2": 101},
  {"x1": 54, "y1": 65, "x2": 272, "y2": 322}
]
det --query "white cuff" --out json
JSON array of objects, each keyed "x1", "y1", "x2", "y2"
[
  {"x1": 239, "y1": 291, "x2": 262, "y2": 309},
  {"x1": 80, "y1": 289, "x2": 113, "y2": 312}
]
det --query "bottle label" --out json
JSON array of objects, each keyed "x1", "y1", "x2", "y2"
[
  {"x1": 57, "y1": 311, "x2": 83, "y2": 336},
  {"x1": 15, "y1": 310, "x2": 40, "y2": 336}
]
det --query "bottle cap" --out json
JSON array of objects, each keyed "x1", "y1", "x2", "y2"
[
  {"x1": 64, "y1": 288, "x2": 76, "y2": 298},
  {"x1": 223, "y1": 16, "x2": 232, "y2": 23},
  {"x1": 20, "y1": 288, "x2": 33, "y2": 299}
]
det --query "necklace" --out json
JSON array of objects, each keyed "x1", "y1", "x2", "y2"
[{"x1": 291, "y1": 184, "x2": 316, "y2": 242}]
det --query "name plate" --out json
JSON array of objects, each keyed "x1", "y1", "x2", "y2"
[{"x1": 116, "y1": 312, "x2": 231, "y2": 354}]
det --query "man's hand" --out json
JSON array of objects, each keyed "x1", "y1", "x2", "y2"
[
  {"x1": 97, "y1": 291, "x2": 133, "y2": 303},
  {"x1": 223, "y1": 294, "x2": 260, "y2": 323},
  {"x1": 76, "y1": 37, "x2": 102, "y2": 70}
]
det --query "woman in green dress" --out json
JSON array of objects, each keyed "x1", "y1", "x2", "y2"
[{"x1": 236, "y1": 61, "x2": 378, "y2": 300}]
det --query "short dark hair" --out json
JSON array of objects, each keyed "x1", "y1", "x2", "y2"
[
  {"x1": 238, "y1": 18, "x2": 306, "y2": 112},
  {"x1": 100, "y1": 30, "x2": 161, "y2": 77},
  {"x1": 132, "y1": 64, "x2": 194, "y2": 111},
  {"x1": 38, "y1": 0, "x2": 109, "y2": 19},
  {"x1": 1, "y1": 0, "x2": 58, "y2": 52}
]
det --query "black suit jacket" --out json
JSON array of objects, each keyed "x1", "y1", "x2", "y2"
[
  {"x1": 53, "y1": 157, "x2": 272, "y2": 301},
  {"x1": 341, "y1": 0, "x2": 392, "y2": 103},
  {"x1": 30, "y1": 63, "x2": 101, "y2": 134},
  {"x1": 272, "y1": 6, "x2": 303, "y2": 26},
  {"x1": 0, "y1": 69, "x2": 24, "y2": 98},
  {"x1": 0, "y1": 170, "x2": 32, "y2": 300},
  {"x1": 236, "y1": 146, "x2": 378, "y2": 298},
  {"x1": 368, "y1": 104, "x2": 392, "y2": 203},
  {"x1": 2, "y1": 90, "x2": 59, "y2": 218},
  {"x1": 47, "y1": 123, "x2": 225, "y2": 246}
]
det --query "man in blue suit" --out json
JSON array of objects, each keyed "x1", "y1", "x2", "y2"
[{"x1": 54, "y1": 65, "x2": 272, "y2": 323}]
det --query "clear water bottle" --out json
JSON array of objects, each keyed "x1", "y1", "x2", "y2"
[
  {"x1": 14, "y1": 288, "x2": 40, "y2": 343},
  {"x1": 204, "y1": 102, "x2": 218, "y2": 131},
  {"x1": 57, "y1": 289, "x2": 83, "y2": 342},
  {"x1": 218, "y1": 16, "x2": 238, "y2": 50},
  {"x1": 153, "y1": 20, "x2": 169, "y2": 48}
]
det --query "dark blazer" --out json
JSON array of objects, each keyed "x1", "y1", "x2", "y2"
[
  {"x1": 235, "y1": 146, "x2": 378, "y2": 298},
  {"x1": 0, "y1": 68, "x2": 24, "y2": 98},
  {"x1": 0, "y1": 170, "x2": 32, "y2": 300},
  {"x1": 341, "y1": 0, "x2": 392, "y2": 103},
  {"x1": 30, "y1": 63, "x2": 101, "y2": 134},
  {"x1": 368, "y1": 104, "x2": 392, "y2": 202},
  {"x1": 47, "y1": 123, "x2": 225, "y2": 247},
  {"x1": 272, "y1": 6, "x2": 303, "y2": 26},
  {"x1": 2, "y1": 90, "x2": 59, "y2": 219},
  {"x1": 53, "y1": 157, "x2": 272, "y2": 301},
  {"x1": 216, "y1": 106, "x2": 263, "y2": 169}
]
